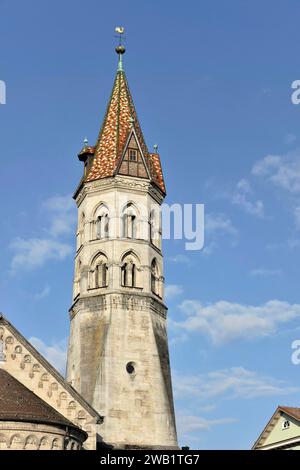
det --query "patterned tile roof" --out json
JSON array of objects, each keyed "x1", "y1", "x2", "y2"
[
  {"x1": 85, "y1": 69, "x2": 166, "y2": 194},
  {"x1": 79, "y1": 146, "x2": 95, "y2": 156}
]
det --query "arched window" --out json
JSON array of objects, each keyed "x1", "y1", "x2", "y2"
[
  {"x1": 149, "y1": 209, "x2": 155, "y2": 243},
  {"x1": 149, "y1": 207, "x2": 161, "y2": 248},
  {"x1": 122, "y1": 204, "x2": 138, "y2": 239},
  {"x1": 97, "y1": 213, "x2": 109, "y2": 239},
  {"x1": 74, "y1": 258, "x2": 81, "y2": 298},
  {"x1": 93, "y1": 204, "x2": 110, "y2": 240},
  {"x1": 89, "y1": 253, "x2": 109, "y2": 289},
  {"x1": 151, "y1": 259, "x2": 161, "y2": 297},
  {"x1": 121, "y1": 252, "x2": 140, "y2": 288},
  {"x1": 79, "y1": 212, "x2": 85, "y2": 246}
]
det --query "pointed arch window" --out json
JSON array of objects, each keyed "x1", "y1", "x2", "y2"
[
  {"x1": 149, "y1": 209, "x2": 155, "y2": 244},
  {"x1": 93, "y1": 204, "x2": 110, "y2": 240},
  {"x1": 95, "y1": 261, "x2": 108, "y2": 288},
  {"x1": 97, "y1": 213, "x2": 109, "y2": 239},
  {"x1": 122, "y1": 204, "x2": 138, "y2": 239},
  {"x1": 89, "y1": 253, "x2": 109, "y2": 289},
  {"x1": 73, "y1": 258, "x2": 82, "y2": 299},
  {"x1": 151, "y1": 258, "x2": 161, "y2": 297},
  {"x1": 78, "y1": 212, "x2": 85, "y2": 248},
  {"x1": 121, "y1": 252, "x2": 140, "y2": 288}
]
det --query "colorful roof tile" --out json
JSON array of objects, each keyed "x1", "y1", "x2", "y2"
[{"x1": 85, "y1": 66, "x2": 166, "y2": 194}]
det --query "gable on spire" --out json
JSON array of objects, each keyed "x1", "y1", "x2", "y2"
[{"x1": 117, "y1": 129, "x2": 150, "y2": 179}]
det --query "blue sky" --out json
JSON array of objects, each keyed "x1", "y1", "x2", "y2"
[{"x1": 1, "y1": 0, "x2": 300, "y2": 449}]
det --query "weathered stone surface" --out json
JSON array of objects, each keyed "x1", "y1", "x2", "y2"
[{"x1": 0, "y1": 316, "x2": 103, "y2": 450}]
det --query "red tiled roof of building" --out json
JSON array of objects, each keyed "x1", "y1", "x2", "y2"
[
  {"x1": 85, "y1": 69, "x2": 166, "y2": 194},
  {"x1": 79, "y1": 146, "x2": 95, "y2": 156},
  {"x1": 149, "y1": 153, "x2": 166, "y2": 193}
]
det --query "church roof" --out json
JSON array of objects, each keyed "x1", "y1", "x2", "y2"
[
  {"x1": 0, "y1": 368, "x2": 84, "y2": 433},
  {"x1": 84, "y1": 57, "x2": 166, "y2": 194},
  {"x1": 0, "y1": 314, "x2": 103, "y2": 425}
]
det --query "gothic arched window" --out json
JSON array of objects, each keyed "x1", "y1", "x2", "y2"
[
  {"x1": 122, "y1": 204, "x2": 138, "y2": 239},
  {"x1": 79, "y1": 212, "x2": 85, "y2": 246},
  {"x1": 151, "y1": 258, "x2": 161, "y2": 297},
  {"x1": 89, "y1": 252, "x2": 109, "y2": 289},
  {"x1": 74, "y1": 258, "x2": 82, "y2": 298},
  {"x1": 93, "y1": 204, "x2": 110, "y2": 240},
  {"x1": 149, "y1": 209, "x2": 155, "y2": 243},
  {"x1": 121, "y1": 252, "x2": 140, "y2": 288},
  {"x1": 97, "y1": 213, "x2": 109, "y2": 239}
]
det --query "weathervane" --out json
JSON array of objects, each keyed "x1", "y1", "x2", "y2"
[{"x1": 115, "y1": 26, "x2": 126, "y2": 71}]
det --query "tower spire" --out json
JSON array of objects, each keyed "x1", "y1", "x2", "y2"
[{"x1": 78, "y1": 30, "x2": 165, "y2": 195}]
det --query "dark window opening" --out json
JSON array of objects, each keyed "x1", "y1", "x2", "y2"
[{"x1": 126, "y1": 362, "x2": 135, "y2": 374}]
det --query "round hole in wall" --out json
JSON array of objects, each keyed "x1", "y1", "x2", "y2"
[{"x1": 126, "y1": 362, "x2": 136, "y2": 375}]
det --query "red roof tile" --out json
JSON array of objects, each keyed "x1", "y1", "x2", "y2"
[
  {"x1": 85, "y1": 70, "x2": 166, "y2": 194},
  {"x1": 0, "y1": 369, "x2": 82, "y2": 432},
  {"x1": 279, "y1": 406, "x2": 300, "y2": 421}
]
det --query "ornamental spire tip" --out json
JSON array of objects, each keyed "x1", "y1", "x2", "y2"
[{"x1": 115, "y1": 26, "x2": 125, "y2": 72}]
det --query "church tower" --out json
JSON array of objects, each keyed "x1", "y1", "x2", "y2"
[{"x1": 66, "y1": 38, "x2": 178, "y2": 449}]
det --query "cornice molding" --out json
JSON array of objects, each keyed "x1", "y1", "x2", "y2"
[
  {"x1": 75, "y1": 176, "x2": 165, "y2": 207},
  {"x1": 69, "y1": 292, "x2": 167, "y2": 320}
]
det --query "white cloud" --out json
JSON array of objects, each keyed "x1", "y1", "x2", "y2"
[
  {"x1": 201, "y1": 241, "x2": 217, "y2": 256},
  {"x1": 10, "y1": 238, "x2": 72, "y2": 273},
  {"x1": 252, "y1": 151, "x2": 300, "y2": 194},
  {"x1": 29, "y1": 336, "x2": 67, "y2": 374},
  {"x1": 42, "y1": 194, "x2": 76, "y2": 237},
  {"x1": 33, "y1": 285, "x2": 51, "y2": 300},
  {"x1": 174, "y1": 299, "x2": 300, "y2": 345},
  {"x1": 252, "y1": 152, "x2": 300, "y2": 231},
  {"x1": 173, "y1": 367, "x2": 299, "y2": 401},
  {"x1": 169, "y1": 332, "x2": 189, "y2": 346},
  {"x1": 9, "y1": 194, "x2": 75, "y2": 273},
  {"x1": 250, "y1": 268, "x2": 282, "y2": 277},
  {"x1": 205, "y1": 213, "x2": 238, "y2": 236},
  {"x1": 231, "y1": 179, "x2": 264, "y2": 217},
  {"x1": 168, "y1": 254, "x2": 191, "y2": 265},
  {"x1": 202, "y1": 213, "x2": 238, "y2": 256},
  {"x1": 177, "y1": 414, "x2": 237, "y2": 434},
  {"x1": 174, "y1": 367, "x2": 299, "y2": 444},
  {"x1": 165, "y1": 284, "x2": 183, "y2": 300}
]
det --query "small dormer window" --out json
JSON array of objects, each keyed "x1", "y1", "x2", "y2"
[
  {"x1": 129, "y1": 149, "x2": 137, "y2": 161},
  {"x1": 282, "y1": 419, "x2": 290, "y2": 430}
]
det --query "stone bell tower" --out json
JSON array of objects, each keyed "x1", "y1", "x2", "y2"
[{"x1": 66, "y1": 37, "x2": 178, "y2": 449}]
